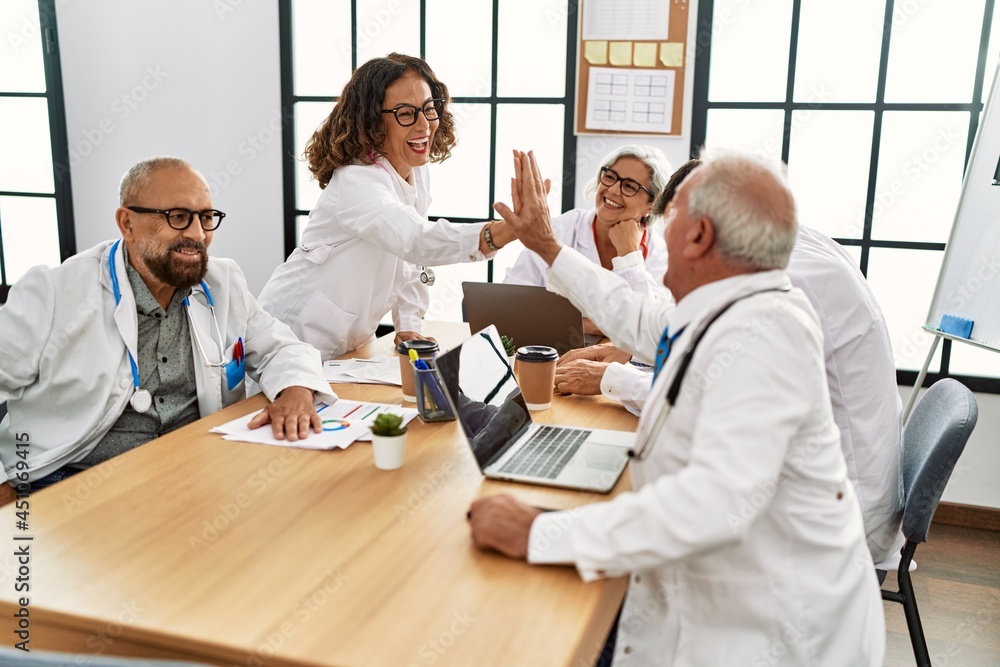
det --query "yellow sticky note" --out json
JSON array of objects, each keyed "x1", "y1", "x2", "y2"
[
  {"x1": 609, "y1": 42, "x2": 632, "y2": 66},
  {"x1": 634, "y1": 42, "x2": 657, "y2": 67},
  {"x1": 584, "y1": 41, "x2": 608, "y2": 65},
  {"x1": 660, "y1": 42, "x2": 684, "y2": 67}
]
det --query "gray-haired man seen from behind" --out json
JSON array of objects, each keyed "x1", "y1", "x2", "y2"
[{"x1": 467, "y1": 148, "x2": 885, "y2": 665}]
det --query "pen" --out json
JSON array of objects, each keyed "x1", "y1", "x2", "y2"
[
  {"x1": 361, "y1": 405, "x2": 381, "y2": 419},
  {"x1": 342, "y1": 403, "x2": 363, "y2": 418}
]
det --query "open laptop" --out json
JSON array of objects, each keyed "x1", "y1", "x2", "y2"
[
  {"x1": 435, "y1": 325, "x2": 632, "y2": 493},
  {"x1": 462, "y1": 282, "x2": 600, "y2": 355}
]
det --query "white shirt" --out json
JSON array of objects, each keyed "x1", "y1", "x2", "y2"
[
  {"x1": 600, "y1": 226, "x2": 904, "y2": 561},
  {"x1": 258, "y1": 158, "x2": 489, "y2": 359},
  {"x1": 503, "y1": 208, "x2": 670, "y2": 302},
  {"x1": 0, "y1": 240, "x2": 336, "y2": 483},
  {"x1": 528, "y1": 248, "x2": 885, "y2": 666}
]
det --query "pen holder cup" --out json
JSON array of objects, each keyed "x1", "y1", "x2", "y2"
[
  {"x1": 398, "y1": 340, "x2": 439, "y2": 402},
  {"x1": 413, "y1": 364, "x2": 456, "y2": 423}
]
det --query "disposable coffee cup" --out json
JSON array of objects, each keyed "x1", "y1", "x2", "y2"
[
  {"x1": 397, "y1": 339, "x2": 439, "y2": 402},
  {"x1": 515, "y1": 345, "x2": 558, "y2": 410}
]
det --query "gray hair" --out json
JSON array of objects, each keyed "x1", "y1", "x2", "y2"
[
  {"x1": 119, "y1": 157, "x2": 194, "y2": 206},
  {"x1": 687, "y1": 147, "x2": 798, "y2": 270},
  {"x1": 583, "y1": 144, "x2": 673, "y2": 222}
]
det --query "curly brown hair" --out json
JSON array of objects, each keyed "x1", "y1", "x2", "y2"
[{"x1": 304, "y1": 53, "x2": 457, "y2": 189}]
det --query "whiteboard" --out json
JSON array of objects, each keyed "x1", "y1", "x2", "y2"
[{"x1": 926, "y1": 62, "x2": 1000, "y2": 352}]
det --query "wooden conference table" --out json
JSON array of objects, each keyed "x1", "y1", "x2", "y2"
[{"x1": 0, "y1": 322, "x2": 637, "y2": 666}]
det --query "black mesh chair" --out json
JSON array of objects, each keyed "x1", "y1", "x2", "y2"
[{"x1": 877, "y1": 378, "x2": 978, "y2": 667}]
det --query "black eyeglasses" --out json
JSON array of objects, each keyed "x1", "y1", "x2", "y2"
[
  {"x1": 127, "y1": 207, "x2": 226, "y2": 231},
  {"x1": 599, "y1": 167, "x2": 655, "y2": 199},
  {"x1": 381, "y1": 99, "x2": 445, "y2": 127}
]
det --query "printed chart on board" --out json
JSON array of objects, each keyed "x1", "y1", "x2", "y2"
[{"x1": 585, "y1": 66, "x2": 675, "y2": 133}]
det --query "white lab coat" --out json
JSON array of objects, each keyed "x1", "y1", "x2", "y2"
[
  {"x1": 503, "y1": 208, "x2": 670, "y2": 302},
  {"x1": 258, "y1": 158, "x2": 489, "y2": 360},
  {"x1": 529, "y1": 249, "x2": 884, "y2": 666},
  {"x1": 0, "y1": 240, "x2": 336, "y2": 483},
  {"x1": 600, "y1": 226, "x2": 904, "y2": 561}
]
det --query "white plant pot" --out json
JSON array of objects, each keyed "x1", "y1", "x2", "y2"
[{"x1": 371, "y1": 433, "x2": 407, "y2": 470}]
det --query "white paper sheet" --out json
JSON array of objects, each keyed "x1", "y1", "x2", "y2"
[
  {"x1": 211, "y1": 400, "x2": 417, "y2": 450},
  {"x1": 323, "y1": 356, "x2": 401, "y2": 386},
  {"x1": 585, "y1": 67, "x2": 674, "y2": 133},
  {"x1": 582, "y1": 0, "x2": 670, "y2": 41}
]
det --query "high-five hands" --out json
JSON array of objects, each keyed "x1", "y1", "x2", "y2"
[{"x1": 493, "y1": 151, "x2": 563, "y2": 266}]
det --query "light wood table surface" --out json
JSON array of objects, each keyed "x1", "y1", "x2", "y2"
[{"x1": 0, "y1": 321, "x2": 636, "y2": 666}]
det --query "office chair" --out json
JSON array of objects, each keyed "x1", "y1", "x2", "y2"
[
  {"x1": 0, "y1": 647, "x2": 212, "y2": 666},
  {"x1": 877, "y1": 378, "x2": 978, "y2": 667}
]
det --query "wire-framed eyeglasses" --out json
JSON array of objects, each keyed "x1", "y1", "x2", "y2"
[
  {"x1": 127, "y1": 206, "x2": 226, "y2": 231},
  {"x1": 599, "y1": 167, "x2": 655, "y2": 199},
  {"x1": 381, "y1": 99, "x2": 445, "y2": 127}
]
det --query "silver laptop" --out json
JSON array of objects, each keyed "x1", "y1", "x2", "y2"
[
  {"x1": 462, "y1": 282, "x2": 600, "y2": 354},
  {"x1": 435, "y1": 325, "x2": 632, "y2": 493}
]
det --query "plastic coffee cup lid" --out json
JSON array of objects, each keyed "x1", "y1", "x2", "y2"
[
  {"x1": 397, "y1": 339, "x2": 439, "y2": 355},
  {"x1": 515, "y1": 345, "x2": 558, "y2": 362}
]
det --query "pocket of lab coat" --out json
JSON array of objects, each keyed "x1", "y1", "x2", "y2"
[
  {"x1": 301, "y1": 289, "x2": 358, "y2": 355},
  {"x1": 674, "y1": 572, "x2": 783, "y2": 663},
  {"x1": 220, "y1": 337, "x2": 247, "y2": 405}
]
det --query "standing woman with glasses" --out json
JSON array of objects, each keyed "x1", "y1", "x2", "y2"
[
  {"x1": 504, "y1": 145, "x2": 672, "y2": 311},
  {"x1": 259, "y1": 53, "x2": 516, "y2": 360}
]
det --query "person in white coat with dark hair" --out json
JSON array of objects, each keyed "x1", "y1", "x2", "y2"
[
  {"x1": 468, "y1": 149, "x2": 884, "y2": 666},
  {"x1": 259, "y1": 54, "x2": 517, "y2": 360}
]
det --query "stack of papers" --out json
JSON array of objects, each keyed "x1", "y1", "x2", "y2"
[
  {"x1": 323, "y1": 356, "x2": 401, "y2": 386},
  {"x1": 211, "y1": 400, "x2": 417, "y2": 450}
]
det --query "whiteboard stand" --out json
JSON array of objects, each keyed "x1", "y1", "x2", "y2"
[
  {"x1": 902, "y1": 332, "x2": 941, "y2": 424},
  {"x1": 903, "y1": 326, "x2": 1000, "y2": 424},
  {"x1": 904, "y1": 62, "x2": 1000, "y2": 423}
]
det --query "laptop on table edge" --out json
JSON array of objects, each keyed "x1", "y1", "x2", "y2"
[{"x1": 435, "y1": 325, "x2": 632, "y2": 493}]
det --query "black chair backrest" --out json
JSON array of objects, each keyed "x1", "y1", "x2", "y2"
[{"x1": 901, "y1": 378, "x2": 978, "y2": 543}]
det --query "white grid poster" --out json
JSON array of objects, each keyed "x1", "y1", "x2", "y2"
[{"x1": 584, "y1": 67, "x2": 675, "y2": 133}]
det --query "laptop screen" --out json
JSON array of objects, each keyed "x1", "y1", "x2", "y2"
[{"x1": 435, "y1": 326, "x2": 532, "y2": 469}]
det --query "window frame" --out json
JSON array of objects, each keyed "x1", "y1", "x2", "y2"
[
  {"x1": 0, "y1": 0, "x2": 75, "y2": 302},
  {"x1": 690, "y1": 0, "x2": 1000, "y2": 393}
]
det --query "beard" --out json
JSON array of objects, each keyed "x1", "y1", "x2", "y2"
[{"x1": 136, "y1": 238, "x2": 209, "y2": 289}]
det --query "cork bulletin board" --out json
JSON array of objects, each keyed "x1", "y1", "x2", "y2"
[{"x1": 575, "y1": 0, "x2": 690, "y2": 136}]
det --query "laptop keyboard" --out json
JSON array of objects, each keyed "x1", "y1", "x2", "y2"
[{"x1": 499, "y1": 426, "x2": 590, "y2": 479}]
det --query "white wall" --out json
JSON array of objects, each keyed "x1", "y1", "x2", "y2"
[
  {"x1": 56, "y1": 0, "x2": 285, "y2": 296},
  {"x1": 53, "y1": 1, "x2": 999, "y2": 511}
]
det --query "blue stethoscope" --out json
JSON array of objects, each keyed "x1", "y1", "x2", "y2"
[{"x1": 109, "y1": 239, "x2": 227, "y2": 413}]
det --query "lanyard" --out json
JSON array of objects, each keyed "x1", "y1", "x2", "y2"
[
  {"x1": 629, "y1": 286, "x2": 791, "y2": 460},
  {"x1": 108, "y1": 240, "x2": 228, "y2": 411}
]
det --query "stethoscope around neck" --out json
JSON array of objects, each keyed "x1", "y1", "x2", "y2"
[{"x1": 108, "y1": 239, "x2": 227, "y2": 413}]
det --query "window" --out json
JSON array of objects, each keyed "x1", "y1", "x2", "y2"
[
  {"x1": 278, "y1": 0, "x2": 577, "y2": 322},
  {"x1": 0, "y1": 0, "x2": 74, "y2": 302},
  {"x1": 692, "y1": 0, "x2": 1000, "y2": 391}
]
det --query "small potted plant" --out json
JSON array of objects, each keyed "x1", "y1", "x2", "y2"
[
  {"x1": 369, "y1": 412, "x2": 407, "y2": 470},
  {"x1": 501, "y1": 335, "x2": 517, "y2": 367}
]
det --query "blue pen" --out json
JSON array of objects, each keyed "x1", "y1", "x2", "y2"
[{"x1": 409, "y1": 350, "x2": 451, "y2": 416}]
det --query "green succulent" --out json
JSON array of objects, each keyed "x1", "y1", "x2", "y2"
[
  {"x1": 501, "y1": 335, "x2": 517, "y2": 357},
  {"x1": 370, "y1": 412, "x2": 406, "y2": 437}
]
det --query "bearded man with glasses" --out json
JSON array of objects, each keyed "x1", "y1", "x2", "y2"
[{"x1": 0, "y1": 157, "x2": 335, "y2": 502}]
